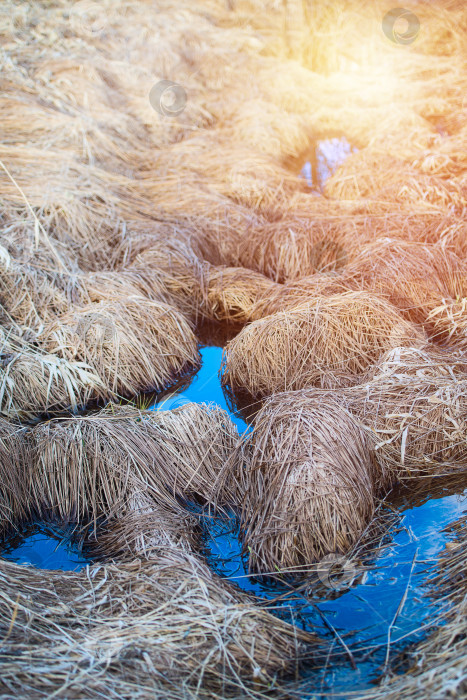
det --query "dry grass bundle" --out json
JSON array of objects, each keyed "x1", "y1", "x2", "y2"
[
  {"x1": 348, "y1": 346, "x2": 467, "y2": 479},
  {"x1": 130, "y1": 239, "x2": 207, "y2": 321},
  {"x1": 239, "y1": 392, "x2": 378, "y2": 573},
  {"x1": 155, "y1": 139, "x2": 304, "y2": 216},
  {"x1": 87, "y1": 493, "x2": 198, "y2": 561},
  {"x1": 71, "y1": 267, "x2": 201, "y2": 324},
  {"x1": 222, "y1": 291, "x2": 425, "y2": 398},
  {"x1": 0, "y1": 144, "x2": 139, "y2": 271},
  {"x1": 251, "y1": 271, "x2": 357, "y2": 319},
  {"x1": 225, "y1": 103, "x2": 311, "y2": 161},
  {"x1": 427, "y1": 298, "x2": 467, "y2": 350},
  {"x1": 0, "y1": 419, "x2": 30, "y2": 540},
  {"x1": 322, "y1": 147, "x2": 417, "y2": 203},
  {"x1": 41, "y1": 297, "x2": 200, "y2": 397},
  {"x1": 0, "y1": 550, "x2": 316, "y2": 699},
  {"x1": 205, "y1": 265, "x2": 278, "y2": 324},
  {"x1": 30, "y1": 403, "x2": 241, "y2": 530},
  {"x1": 239, "y1": 217, "x2": 350, "y2": 283},
  {"x1": 0, "y1": 245, "x2": 70, "y2": 328},
  {"x1": 345, "y1": 238, "x2": 467, "y2": 324},
  {"x1": 77, "y1": 270, "x2": 151, "y2": 305},
  {"x1": 0, "y1": 328, "x2": 104, "y2": 420},
  {"x1": 361, "y1": 516, "x2": 467, "y2": 700}
]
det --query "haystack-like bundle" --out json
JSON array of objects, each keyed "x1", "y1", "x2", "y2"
[
  {"x1": 0, "y1": 551, "x2": 316, "y2": 699},
  {"x1": 0, "y1": 246, "x2": 70, "y2": 328},
  {"x1": 426, "y1": 298, "x2": 467, "y2": 350},
  {"x1": 87, "y1": 494, "x2": 198, "y2": 561},
  {"x1": 0, "y1": 143, "x2": 135, "y2": 272},
  {"x1": 30, "y1": 404, "x2": 241, "y2": 530},
  {"x1": 349, "y1": 346, "x2": 467, "y2": 479},
  {"x1": 0, "y1": 327, "x2": 104, "y2": 420},
  {"x1": 130, "y1": 239, "x2": 206, "y2": 322},
  {"x1": 222, "y1": 291, "x2": 424, "y2": 398},
  {"x1": 205, "y1": 265, "x2": 278, "y2": 324},
  {"x1": 41, "y1": 296, "x2": 199, "y2": 397},
  {"x1": 71, "y1": 268, "x2": 198, "y2": 326},
  {"x1": 239, "y1": 393, "x2": 377, "y2": 573},
  {"x1": 75, "y1": 270, "x2": 151, "y2": 305},
  {"x1": 0, "y1": 419, "x2": 30, "y2": 540},
  {"x1": 345, "y1": 238, "x2": 466, "y2": 324},
  {"x1": 251, "y1": 271, "x2": 357, "y2": 319},
  {"x1": 239, "y1": 217, "x2": 350, "y2": 283}
]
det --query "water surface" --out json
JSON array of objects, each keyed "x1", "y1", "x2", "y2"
[
  {"x1": 300, "y1": 136, "x2": 357, "y2": 189},
  {"x1": 1, "y1": 522, "x2": 88, "y2": 571}
]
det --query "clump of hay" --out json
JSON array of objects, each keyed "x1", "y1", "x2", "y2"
[
  {"x1": 30, "y1": 403, "x2": 241, "y2": 530},
  {"x1": 41, "y1": 297, "x2": 200, "y2": 398},
  {"x1": 345, "y1": 238, "x2": 466, "y2": 324},
  {"x1": 0, "y1": 327, "x2": 104, "y2": 420},
  {"x1": 222, "y1": 291, "x2": 425, "y2": 398},
  {"x1": 0, "y1": 419, "x2": 30, "y2": 539},
  {"x1": 0, "y1": 550, "x2": 316, "y2": 698},
  {"x1": 239, "y1": 393, "x2": 378, "y2": 573},
  {"x1": 426, "y1": 298, "x2": 467, "y2": 350},
  {"x1": 239, "y1": 217, "x2": 350, "y2": 283},
  {"x1": 205, "y1": 265, "x2": 278, "y2": 324},
  {"x1": 129, "y1": 239, "x2": 207, "y2": 322},
  {"x1": 75, "y1": 270, "x2": 152, "y2": 305},
  {"x1": 0, "y1": 246, "x2": 70, "y2": 328},
  {"x1": 349, "y1": 346, "x2": 467, "y2": 480},
  {"x1": 87, "y1": 493, "x2": 198, "y2": 561},
  {"x1": 52, "y1": 266, "x2": 197, "y2": 325},
  {"x1": 251, "y1": 271, "x2": 357, "y2": 319}
]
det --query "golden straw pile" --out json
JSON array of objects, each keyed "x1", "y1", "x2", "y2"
[{"x1": 1, "y1": 0, "x2": 467, "y2": 695}]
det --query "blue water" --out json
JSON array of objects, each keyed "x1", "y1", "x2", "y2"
[
  {"x1": 1, "y1": 523, "x2": 88, "y2": 571},
  {"x1": 203, "y1": 488, "x2": 466, "y2": 695},
  {"x1": 301, "y1": 136, "x2": 358, "y2": 189},
  {"x1": 152, "y1": 345, "x2": 248, "y2": 433}
]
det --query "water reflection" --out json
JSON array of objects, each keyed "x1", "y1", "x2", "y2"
[
  {"x1": 153, "y1": 345, "x2": 249, "y2": 433},
  {"x1": 202, "y1": 478, "x2": 466, "y2": 696},
  {"x1": 1, "y1": 522, "x2": 88, "y2": 571},
  {"x1": 300, "y1": 136, "x2": 357, "y2": 190}
]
